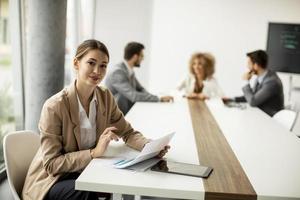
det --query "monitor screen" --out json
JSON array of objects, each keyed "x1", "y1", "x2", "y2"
[{"x1": 266, "y1": 22, "x2": 300, "y2": 74}]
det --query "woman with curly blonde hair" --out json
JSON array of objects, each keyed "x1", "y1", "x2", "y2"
[{"x1": 178, "y1": 52, "x2": 223, "y2": 100}]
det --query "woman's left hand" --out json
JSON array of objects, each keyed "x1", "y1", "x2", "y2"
[{"x1": 157, "y1": 145, "x2": 171, "y2": 158}]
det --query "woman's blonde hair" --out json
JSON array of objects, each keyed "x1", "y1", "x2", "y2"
[{"x1": 189, "y1": 52, "x2": 215, "y2": 80}]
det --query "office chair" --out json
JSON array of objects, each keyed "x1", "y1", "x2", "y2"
[
  {"x1": 272, "y1": 109, "x2": 298, "y2": 131},
  {"x1": 3, "y1": 131, "x2": 40, "y2": 200},
  {"x1": 291, "y1": 112, "x2": 300, "y2": 138}
]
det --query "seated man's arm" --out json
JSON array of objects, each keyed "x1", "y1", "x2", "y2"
[
  {"x1": 112, "y1": 69, "x2": 159, "y2": 102},
  {"x1": 134, "y1": 76, "x2": 146, "y2": 92},
  {"x1": 242, "y1": 81, "x2": 279, "y2": 107}
]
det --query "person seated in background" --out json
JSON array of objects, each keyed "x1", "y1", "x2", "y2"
[
  {"x1": 105, "y1": 42, "x2": 173, "y2": 115},
  {"x1": 225, "y1": 50, "x2": 284, "y2": 116},
  {"x1": 177, "y1": 52, "x2": 223, "y2": 100},
  {"x1": 22, "y1": 40, "x2": 169, "y2": 200}
]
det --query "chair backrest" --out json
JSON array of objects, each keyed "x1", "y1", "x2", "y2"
[
  {"x1": 3, "y1": 131, "x2": 40, "y2": 200},
  {"x1": 291, "y1": 113, "x2": 300, "y2": 137},
  {"x1": 272, "y1": 109, "x2": 298, "y2": 131}
]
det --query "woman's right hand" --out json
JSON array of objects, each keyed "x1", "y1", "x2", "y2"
[
  {"x1": 186, "y1": 93, "x2": 208, "y2": 100},
  {"x1": 90, "y1": 127, "x2": 119, "y2": 158}
]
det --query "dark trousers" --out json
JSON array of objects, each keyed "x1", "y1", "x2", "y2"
[{"x1": 44, "y1": 172, "x2": 111, "y2": 200}]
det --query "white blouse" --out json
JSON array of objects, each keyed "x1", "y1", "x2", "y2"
[
  {"x1": 77, "y1": 92, "x2": 97, "y2": 150},
  {"x1": 177, "y1": 74, "x2": 224, "y2": 98}
]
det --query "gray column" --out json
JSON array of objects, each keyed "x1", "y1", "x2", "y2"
[{"x1": 25, "y1": 0, "x2": 67, "y2": 131}]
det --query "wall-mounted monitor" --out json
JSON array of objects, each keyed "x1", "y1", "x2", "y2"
[{"x1": 266, "y1": 22, "x2": 300, "y2": 74}]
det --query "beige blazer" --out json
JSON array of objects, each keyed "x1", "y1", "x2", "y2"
[{"x1": 22, "y1": 81, "x2": 149, "y2": 200}]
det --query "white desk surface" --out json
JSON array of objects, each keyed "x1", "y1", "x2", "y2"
[
  {"x1": 206, "y1": 99, "x2": 300, "y2": 200},
  {"x1": 76, "y1": 99, "x2": 205, "y2": 199},
  {"x1": 76, "y1": 98, "x2": 300, "y2": 200}
]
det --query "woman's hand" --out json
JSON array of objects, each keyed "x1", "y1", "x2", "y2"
[
  {"x1": 90, "y1": 127, "x2": 119, "y2": 158},
  {"x1": 157, "y1": 145, "x2": 170, "y2": 158},
  {"x1": 160, "y1": 96, "x2": 174, "y2": 102},
  {"x1": 186, "y1": 93, "x2": 208, "y2": 100}
]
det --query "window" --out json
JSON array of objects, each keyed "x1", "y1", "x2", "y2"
[
  {"x1": 0, "y1": 0, "x2": 24, "y2": 172},
  {"x1": 64, "y1": 0, "x2": 96, "y2": 86}
]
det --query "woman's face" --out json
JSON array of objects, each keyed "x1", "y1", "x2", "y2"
[
  {"x1": 192, "y1": 58, "x2": 204, "y2": 78},
  {"x1": 74, "y1": 49, "x2": 109, "y2": 87}
]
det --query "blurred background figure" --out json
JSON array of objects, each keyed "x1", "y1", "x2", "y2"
[
  {"x1": 106, "y1": 42, "x2": 173, "y2": 115},
  {"x1": 177, "y1": 52, "x2": 223, "y2": 100},
  {"x1": 228, "y1": 50, "x2": 284, "y2": 116}
]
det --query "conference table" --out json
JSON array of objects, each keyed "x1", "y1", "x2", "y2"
[{"x1": 75, "y1": 98, "x2": 300, "y2": 200}]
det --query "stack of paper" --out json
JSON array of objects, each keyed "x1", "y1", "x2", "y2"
[{"x1": 113, "y1": 132, "x2": 175, "y2": 169}]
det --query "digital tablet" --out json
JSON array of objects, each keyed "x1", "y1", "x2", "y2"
[{"x1": 150, "y1": 160, "x2": 213, "y2": 178}]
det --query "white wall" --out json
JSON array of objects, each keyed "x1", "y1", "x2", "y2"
[
  {"x1": 94, "y1": 0, "x2": 153, "y2": 87},
  {"x1": 149, "y1": 0, "x2": 300, "y2": 100},
  {"x1": 93, "y1": 0, "x2": 300, "y2": 106}
]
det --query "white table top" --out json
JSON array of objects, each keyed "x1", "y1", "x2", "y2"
[
  {"x1": 76, "y1": 98, "x2": 205, "y2": 199},
  {"x1": 76, "y1": 98, "x2": 300, "y2": 200},
  {"x1": 206, "y1": 99, "x2": 300, "y2": 200}
]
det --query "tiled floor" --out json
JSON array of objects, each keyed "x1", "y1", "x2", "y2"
[{"x1": 0, "y1": 179, "x2": 14, "y2": 200}]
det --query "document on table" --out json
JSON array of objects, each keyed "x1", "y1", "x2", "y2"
[{"x1": 113, "y1": 132, "x2": 175, "y2": 169}]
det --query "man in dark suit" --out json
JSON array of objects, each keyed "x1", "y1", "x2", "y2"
[
  {"x1": 105, "y1": 42, "x2": 173, "y2": 115},
  {"x1": 232, "y1": 50, "x2": 284, "y2": 116}
]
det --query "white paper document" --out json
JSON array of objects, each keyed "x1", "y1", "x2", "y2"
[{"x1": 113, "y1": 132, "x2": 175, "y2": 169}]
